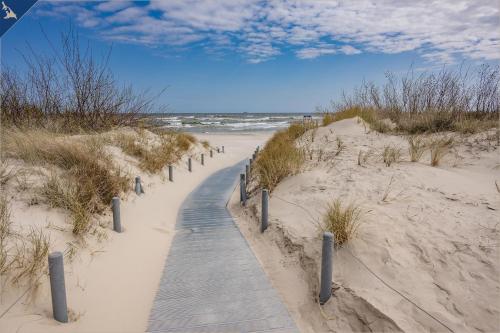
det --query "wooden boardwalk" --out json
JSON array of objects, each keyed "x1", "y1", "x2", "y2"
[{"x1": 148, "y1": 161, "x2": 297, "y2": 333}]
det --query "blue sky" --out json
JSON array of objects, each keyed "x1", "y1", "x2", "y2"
[{"x1": 1, "y1": 0, "x2": 499, "y2": 113}]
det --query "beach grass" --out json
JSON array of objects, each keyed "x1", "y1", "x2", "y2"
[
  {"x1": 254, "y1": 122, "x2": 314, "y2": 192},
  {"x1": 382, "y1": 145, "x2": 401, "y2": 166},
  {"x1": 407, "y1": 135, "x2": 427, "y2": 162},
  {"x1": 430, "y1": 136, "x2": 454, "y2": 166},
  {"x1": 2, "y1": 129, "x2": 130, "y2": 236},
  {"x1": 324, "y1": 199, "x2": 362, "y2": 246}
]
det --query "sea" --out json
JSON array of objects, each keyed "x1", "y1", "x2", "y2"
[{"x1": 146, "y1": 113, "x2": 321, "y2": 133}]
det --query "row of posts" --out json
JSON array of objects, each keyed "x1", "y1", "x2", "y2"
[
  {"x1": 240, "y1": 145, "x2": 334, "y2": 305},
  {"x1": 47, "y1": 146, "x2": 226, "y2": 323}
]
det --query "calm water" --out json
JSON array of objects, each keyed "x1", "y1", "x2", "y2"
[{"x1": 146, "y1": 112, "x2": 321, "y2": 133}]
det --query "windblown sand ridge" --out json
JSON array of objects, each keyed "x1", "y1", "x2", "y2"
[{"x1": 230, "y1": 118, "x2": 500, "y2": 332}]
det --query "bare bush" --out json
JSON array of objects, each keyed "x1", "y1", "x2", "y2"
[
  {"x1": 322, "y1": 65, "x2": 499, "y2": 134},
  {"x1": 1, "y1": 27, "x2": 163, "y2": 131}
]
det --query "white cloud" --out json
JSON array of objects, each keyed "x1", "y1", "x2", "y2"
[
  {"x1": 37, "y1": 0, "x2": 500, "y2": 64},
  {"x1": 339, "y1": 45, "x2": 361, "y2": 55},
  {"x1": 95, "y1": 1, "x2": 133, "y2": 13}
]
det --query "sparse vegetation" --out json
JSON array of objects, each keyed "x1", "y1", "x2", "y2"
[
  {"x1": 2, "y1": 129, "x2": 130, "y2": 235},
  {"x1": 0, "y1": 196, "x2": 13, "y2": 274},
  {"x1": 358, "y1": 150, "x2": 371, "y2": 166},
  {"x1": 323, "y1": 199, "x2": 362, "y2": 247},
  {"x1": 1, "y1": 196, "x2": 49, "y2": 292},
  {"x1": 335, "y1": 137, "x2": 346, "y2": 156},
  {"x1": 201, "y1": 140, "x2": 210, "y2": 149},
  {"x1": 382, "y1": 145, "x2": 401, "y2": 167},
  {"x1": 407, "y1": 135, "x2": 427, "y2": 162},
  {"x1": 10, "y1": 227, "x2": 50, "y2": 286},
  {"x1": 113, "y1": 131, "x2": 196, "y2": 173},
  {"x1": 254, "y1": 122, "x2": 312, "y2": 192},
  {"x1": 0, "y1": 162, "x2": 15, "y2": 186},
  {"x1": 0, "y1": 28, "x2": 161, "y2": 131},
  {"x1": 430, "y1": 137, "x2": 454, "y2": 166},
  {"x1": 321, "y1": 65, "x2": 499, "y2": 134}
]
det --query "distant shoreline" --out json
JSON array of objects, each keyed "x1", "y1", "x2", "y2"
[{"x1": 142, "y1": 112, "x2": 322, "y2": 133}]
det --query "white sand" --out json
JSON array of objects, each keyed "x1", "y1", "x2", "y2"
[
  {"x1": 229, "y1": 118, "x2": 500, "y2": 332},
  {"x1": 0, "y1": 131, "x2": 271, "y2": 333}
]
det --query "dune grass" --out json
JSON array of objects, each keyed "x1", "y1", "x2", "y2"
[
  {"x1": 0, "y1": 196, "x2": 12, "y2": 274},
  {"x1": 322, "y1": 106, "x2": 392, "y2": 133},
  {"x1": 430, "y1": 137, "x2": 454, "y2": 166},
  {"x1": 324, "y1": 199, "x2": 362, "y2": 247},
  {"x1": 382, "y1": 145, "x2": 401, "y2": 167},
  {"x1": 114, "y1": 130, "x2": 197, "y2": 173},
  {"x1": 254, "y1": 122, "x2": 313, "y2": 192},
  {"x1": 0, "y1": 196, "x2": 49, "y2": 290},
  {"x1": 2, "y1": 129, "x2": 130, "y2": 236},
  {"x1": 9, "y1": 227, "x2": 50, "y2": 286},
  {"x1": 407, "y1": 136, "x2": 427, "y2": 162}
]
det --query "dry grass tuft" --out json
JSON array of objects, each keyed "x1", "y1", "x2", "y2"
[
  {"x1": 10, "y1": 227, "x2": 50, "y2": 285},
  {"x1": 201, "y1": 140, "x2": 210, "y2": 149},
  {"x1": 0, "y1": 196, "x2": 13, "y2": 274},
  {"x1": 430, "y1": 137, "x2": 454, "y2": 166},
  {"x1": 41, "y1": 175, "x2": 91, "y2": 236},
  {"x1": 322, "y1": 107, "x2": 391, "y2": 133},
  {"x1": 114, "y1": 131, "x2": 196, "y2": 173},
  {"x1": 2, "y1": 129, "x2": 129, "y2": 235},
  {"x1": 0, "y1": 197, "x2": 50, "y2": 298},
  {"x1": 114, "y1": 133, "x2": 148, "y2": 160},
  {"x1": 407, "y1": 135, "x2": 427, "y2": 162},
  {"x1": 335, "y1": 137, "x2": 346, "y2": 156},
  {"x1": 358, "y1": 150, "x2": 371, "y2": 166},
  {"x1": 382, "y1": 145, "x2": 401, "y2": 167},
  {"x1": 324, "y1": 199, "x2": 362, "y2": 247},
  {"x1": 254, "y1": 123, "x2": 310, "y2": 192},
  {"x1": 176, "y1": 133, "x2": 197, "y2": 151},
  {"x1": 0, "y1": 162, "x2": 16, "y2": 186}
]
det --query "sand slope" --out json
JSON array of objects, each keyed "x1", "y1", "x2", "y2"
[
  {"x1": 0, "y1": 131, "x2": 270, "y2": 333},
  {"x1": 230, "y1": 118, "x2": 500, "y2": 332}
]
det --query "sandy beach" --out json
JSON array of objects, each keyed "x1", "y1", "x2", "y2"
[
  {"x1": 2, "y1": 2, "x2": 499, "y2": 331},
  {"x1": 229, "y1": 118, "x2": 500, "y2": 332},
  {"x1": 0, "y1": 131, "x2": 271, "y2": 333}
]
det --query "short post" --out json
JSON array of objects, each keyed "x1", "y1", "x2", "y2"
[
  {"x1": 261, "y1": 189, "x2": 268, "y2": 232},
  {"x1": 201, "y1": 153, "x2": 204, "y2": 166},
  {"x1": 217, "y1": 147, "x2": 220, "y2": 153},
  {"x1": 135, "y1": 176, "x2": 142, "y2": 195},
  {"x1": 112, "y1": 197, "x2": 121, "y2": 233},
  {"x1": 240, "y1": 173, "x2": 246, "y2": 205},
  {"x1": 222, "y1": 146, "x2": 225, "y2": 153},
  {"x1": 210, "y1": 150, "x2": 213, "y2": 158},
  {"x1": 188, "y1": 158, "x2": 192, "y2": 172},
  {"x1": 48, "y1": 252, "x2": 68, "y2": 323},
  {"x1": 319, "y1": 232, "x2": 334, "y2": 305},
  {"x1": 168, "y1": 165, "x2": 173, "y2": 182},
  {"x1": 245, "y1": 164, "x2": 250, "y2": 185}
]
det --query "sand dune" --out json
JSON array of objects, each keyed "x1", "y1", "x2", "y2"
[
  {"x1": 230, "y1": 118, "x2": 500, "y2": 332},
  {"x1": 0, "y1": 131, "x2": 270, "y2": 333}
]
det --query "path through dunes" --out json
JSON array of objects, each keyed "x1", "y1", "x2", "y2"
[{"x1": 148, "y1": 161, "x2": 297, "y2": 333}]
